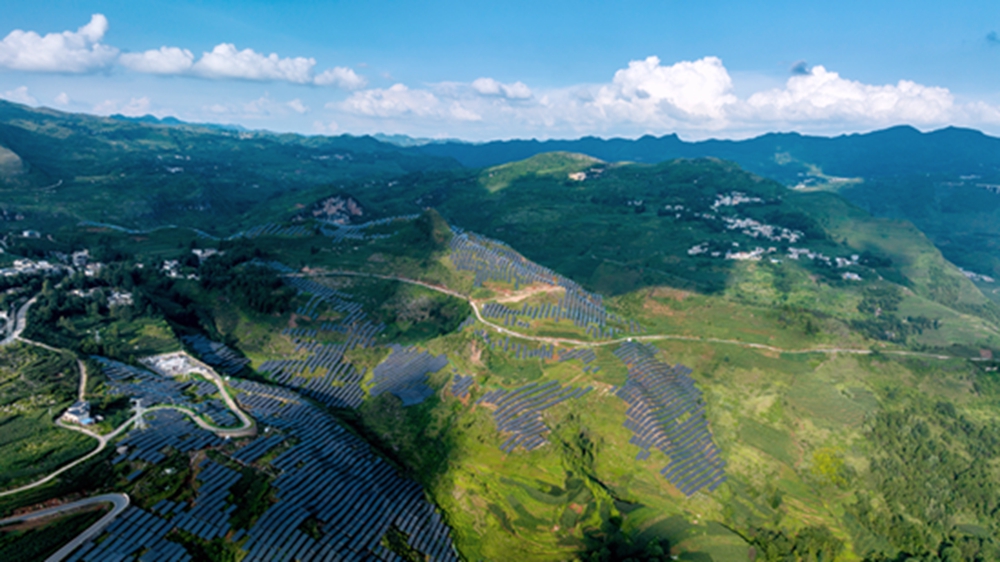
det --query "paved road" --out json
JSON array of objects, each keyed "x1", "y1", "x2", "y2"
[
  {"x1": 0, "y1": 396, "x2": 254, "y2": 499},
  {"x1": 76, "y1": 360, "x2": 87, "y2": 401},
  {"x1": 142, "y1": 352, "x2": 256, "y2": 437},
  {"x1": 0, "y1": 411, "x2": 143, "y2": 499},
  {"x1": 0, "y1": 295, "x2": 35, "y2": 347},
  {"x1": 0, "y1": 493, "x2": 129, "y2": 562},
  {"x1": 176, "y1": 353, "x2": 256, "y2": 438},
  {"x1": 304, "y1": 269, "x2": 963, "y2": 361}
]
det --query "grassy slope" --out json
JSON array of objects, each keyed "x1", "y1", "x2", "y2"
[
  {"x1": 353, "y1": 285, "x2": 997, "y2": 561},
  {"x1": 5, "y1": 155, "x2": 1000, "y2": 559},
  {"x1": 202, "y1": 217, "x2": 988, "y2": 560}
]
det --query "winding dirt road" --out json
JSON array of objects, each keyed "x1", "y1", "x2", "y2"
[{"x1": 302, "y1": 269, "x2": 961, "y2": 361}]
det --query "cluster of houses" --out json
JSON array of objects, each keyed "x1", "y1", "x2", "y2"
[
  {"x1": 686, "y1": 240, "x2": 864, "y2": 280},
  {"x1": 711, "y1": 191, "x2": 764, "y2": 211},
  {"x1": 0, "y1": 258, "x2": 68, "y2": 277},
  {"x1": 720, "y1": 215, "x2": 803, "y2": 243},
  {"x1": 0, "y1": 247, "x2": 102, "y2": 278},
  {"x1": 161, "y1": 259, "x2": 198, "y2": 280}
]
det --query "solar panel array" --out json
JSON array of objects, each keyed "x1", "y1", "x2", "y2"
[
  {"x1": 70, "y1": 380, "x2": 460, "y2": 561},
  {"x1": 181, "y1": 335, "x2": 250, "y2": 376},
  {"x1": 478, "y1": 380, "x2": 592, "y2": 453},
  {"x1": 450, "y1": 374, "x2": 475, "y2": 399},
  {"x1": 319, "y1": 214, "x2": 419, "y2": 244},
  {"x1": 247, "y1": 263, "x2": 390, "y2": 409},
  {"x1": 95, "y1": 357, "x2": 238, "y2": 427},
  {"x1": 558, "y1": 347, "x2": 602, "y2": 374},
  {"x1": 232, "y1": 380, "x2": 459, "y2": 561},
  {"x1": 236, "y1": 223, "x2": 314, "y2": 239},
  {"x1": 369, "y1": 345, "x2": 448, "y2": 406},
  {"x1": 67, "y1": 504, "x2": 192, "y2": 562},
  {"x1": 449, "y1": 231, "x2": 642, "y2": 337},
  {"x1": 613, "y1": 342, "x2": 726, "y2": 496},
  {"x1": 111, "y1": 409, "x2": 223, "y2": 465},
  {"x1": 558, "y1": 348, "x2": 596, "y2": 364},
  {"x1": 257, "y1": 339, "x2": 366, "y2": 409}
]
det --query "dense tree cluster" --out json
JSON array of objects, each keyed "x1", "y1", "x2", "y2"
[
  {"x1": 852, "y1": 285, "x2": 937, "y2": 342},
  {"x1": 580, "y1": 516, "x2": 671, "y2": 562},
  {"x1": 849, "y1": 401, "x2": 1000, "y2": 560},
  {"x1": 199, "y1": 246, "x2": 294, "y2": 315},
  {"x1": 746, "y1": 526, "x2": 843, "y2": 562}
]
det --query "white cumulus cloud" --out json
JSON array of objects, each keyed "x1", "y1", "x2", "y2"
[
  {"x1": 340, "y1": 84, "x2": 441, "y2": 117},
  {"x1": 339, "y1": 84, "x2": 482, "y2": 122},
  {"x1": 313, "y1": 120, "x2": 339, "y2": 134},
  {"x1": 286, "y1": 99, "x2": 308, "y2": 114},
  {"x1": 206, "y1": 94, "x2": 314, "y2": 119},
  {"x1": 93, "y1": 96, "x2": 152, "y2": 117},
  {"x1": 314, "y1": 67, "x2": 366, "y2": 89},
  {"x1": 0, "y1": 86, "x2": 37, "y2": 105},
  {"x1": 743, "y1": 65, "x2": 955, "y2": 124},
  {"x1": 0, "y1": 14, "x2": 118, "y2": 73},
  {"x1": 119, "y1": 46, "x2": 194, "y2": 74},
  {"x1": 333, "y1": 55, "x2": 1000, "y2": 139},
  {"x1": 593, "y1": 56, "x2": 737, "y2": 124},
  {"x1": 119, "y1": 43, "x2": 365, "y2": 88},
  {"x1": 54, "y1": 92, "x2": 70, "y2": 106},
  {"x1": 191, "y1": 43, "x2": 315, "y2": 83},
  {"x1": 471, "y1": 77, "x2": 532, "y2": 99}
]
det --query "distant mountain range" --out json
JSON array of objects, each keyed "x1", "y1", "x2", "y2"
[
  {"x1": 99, "y1": 110, "x2": 1000, "y2": 185},
  {"x1": 409, "y1": 127, "x2": 1000, "y2": 278},
  {"x1": 409, "y1": 126, "x2": 1000, "y2": 183},
  {"x1": 6, "y1": 99, "x2": 1000, "y2": 277}
]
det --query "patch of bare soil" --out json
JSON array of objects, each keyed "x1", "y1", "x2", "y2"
[{"x1": 492, "y1": 283, "x2": 565, "y2": 304}]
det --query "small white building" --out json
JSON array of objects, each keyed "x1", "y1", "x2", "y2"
[
  {"x1": 62, "y1": 400, "x2": 94, "y2": 425},
  {"x1": 72, "y1": 249, "x2": 89, "y2": 267},
  {"x1": 109, "y1": 290, "x2": 134, "y2": 307}
]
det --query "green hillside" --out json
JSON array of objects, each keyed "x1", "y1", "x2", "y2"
[
  {"x1": 302, "y1": 153, "x2": 1000, "y2": 352},
  {"x1": 0, "y1": 101, "x2": 456, "y2": 235},
  {"x1": 5, "y1": 127, "x2": 1000, "y2": 560},
  {"x1": 3, "y1": 212, "x2": 1000, "y2": 561}
]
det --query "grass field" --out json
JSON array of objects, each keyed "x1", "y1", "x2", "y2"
[{"x1": 0, "y1": 343, "x2": 94, "y2": 490}]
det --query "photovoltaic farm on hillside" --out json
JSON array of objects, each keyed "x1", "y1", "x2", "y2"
[
  {"x1": 181, "y1": 335, "x2": 250, "y2": 376},
  {"x1": 613, "y1": 342, "x2": 726, "y2": 496},
  {"x1": 478, "y1": 380, "x2": 592, "y2": 453},
  {"x1": 113, "y1": 409, "x2": 224, "y2": 466},
  {"x1": 557, "y1": 347, "x2": 601, "y2": 374},
  {"x1": 450, "y1": 374, "x2": 475, "y2": 399},
  {"x1": 449, "y1": 230, "x2": 642, "y2": 338},
  {"x1": 474, "y1": 329, "x2": 556, "y2": 361},
  {"x1": 319, "y1": 214, "x2": 419, "y2": 244},
  {"x1": 247, "y1": 265, "x2": 387, "y2": 409},
  {"x1": 369, "y1": 345, "x2": 448, "y2": 406},
  {"x1": 68, "y1": 380, "x2": 459, "y2": 561},
  {"x1": 94, "y1": 357, "x2": 239, "y2": 428}
]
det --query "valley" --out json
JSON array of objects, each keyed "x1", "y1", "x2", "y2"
[{"x1": 1, "y1": 102, "x2": 1000, "y2": 561}]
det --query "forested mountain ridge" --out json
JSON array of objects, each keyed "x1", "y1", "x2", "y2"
[
  {"x1": 409, "y1": 125, "x2": 1000, "y2": 182},
  {"x1": 409, "y1": 126, "x2": 1000, "y2": 282},
  {"x1": 0, "y1": 100, "x2": 457, "y2": 234}
]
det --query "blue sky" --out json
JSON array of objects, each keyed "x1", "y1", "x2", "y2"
[{"x1": 2, "y1": 1, "x2": 1000, "y2": 140}]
